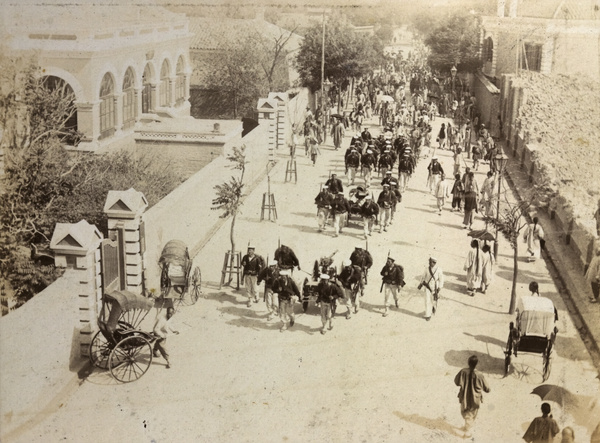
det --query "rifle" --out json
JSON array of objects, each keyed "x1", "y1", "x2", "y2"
[{"x1": 380, "y1": 249, "x2": 390, "y2": 292}]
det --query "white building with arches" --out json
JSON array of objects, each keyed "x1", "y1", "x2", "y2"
[{"x1": 2, "y1": 3, "x2": 193, "y2": 152}]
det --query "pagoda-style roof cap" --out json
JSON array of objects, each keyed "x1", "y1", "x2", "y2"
[
  {"x1": 50, "y1": 220, "x2": 103, "y2": 255},
  {"x1": 103, "y1": 188, "x2": 148, "y2": 219}
]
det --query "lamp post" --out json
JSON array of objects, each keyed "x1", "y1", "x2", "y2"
[
  {"x1": 450, "y1": 65, "x2": 457, "y2": 96},
  {"x1": 493, "y1": 153, "x2": 509, "y2": 259}
]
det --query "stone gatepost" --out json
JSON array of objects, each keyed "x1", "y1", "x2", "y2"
[
  {"x1": 257, "y1": 98, "x2": 278, "y2": 162},
  {"x1": 50, "y1": 220, "x2": 103, "y2": 356},
  {"x1": 103, "y1": 188, "x2": 148, "y2": 295},
  {"x1": 268, "y1": 92, "x2": 289, "y2": 150}
]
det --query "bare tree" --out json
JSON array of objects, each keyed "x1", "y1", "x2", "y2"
[{"x1": 255, "y1": 27, "x2": 298, "y2": 93}]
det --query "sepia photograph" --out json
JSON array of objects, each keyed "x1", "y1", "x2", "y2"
[{"x1": 1, "y1": 0, "x2": 600, "y2": 441}]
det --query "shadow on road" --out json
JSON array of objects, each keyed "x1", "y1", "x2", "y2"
[
  {"x1": 463, "y1": 332, "x2": 507, "y2": 349},
  {"x1": 392, "y1": 410, "x2": 463, "y2": 438},
  {"x1": 444, "y1": 349, "x2": 505, "y2": 376},
  {"x1": 444, "y1": 297, "x2": 506, "y2": 315}
]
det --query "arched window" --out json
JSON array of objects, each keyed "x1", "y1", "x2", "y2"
[
  {"x1": 484, "y1": 37, "x2": 494, "y2": 63},
  {"x1": 175, "y1": 56, "x2": 185, "y2": 105},
  {"x1": 159, "y1": 60, "x2": 171, "y2": 107},
  {"x1": 122, "y1": 67, "x2": 136, "y2": 129},
  {"x1": 142, "y1": 64, "x2": 153, "y2": 114},
  {"x1": 42, "y1": 76, "x2": 78, "y2": 145},
  {"x1": 99, "y1": 73, "x2": 115, "y2": 139}
]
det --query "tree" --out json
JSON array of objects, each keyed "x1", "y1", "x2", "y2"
[
  {"x1": 255, "y1": 27, "x2": 298, "y2": 93},
  {"x1": 295, "y1": 16, "x2": 380, "y2": 106},
  {"x1": 211, "y1": 145, "x2": 247, "y2": 258},
  {"x1": 422, "y1": 12, "x2": 482, "y2": 73},
  {"x1": 204, "y1": 38, "x2": 263, "y2": 119}
]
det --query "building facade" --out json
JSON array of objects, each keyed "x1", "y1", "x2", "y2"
[{"x1": 2, "y1": 4, "x2": 193, "y2": 152}]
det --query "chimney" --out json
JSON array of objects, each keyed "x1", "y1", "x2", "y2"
[
  {"x1": 497, "y1": 0, "x2": 506, "y2": 17},
  {"x1": 508, "y1": 0, "x2": 518, "y2": 18}
]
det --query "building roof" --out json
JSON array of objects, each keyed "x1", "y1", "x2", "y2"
[
  {"x1": 516, "y1": 0, "x2": 600, "y2": 20},
  {"x1": 189, "y1": 17, "x2": 302, "y2": 52}
]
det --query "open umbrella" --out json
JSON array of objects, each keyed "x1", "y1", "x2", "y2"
[
  {"x1": 467, "y1": 229, "x2": 495, "y2": 242},
  {"x1": 380, "y1": 95, "x2": 395, "y2": 103},
  {"x1": 532, "y1": 385, "x2": 600, "y2": 433}
]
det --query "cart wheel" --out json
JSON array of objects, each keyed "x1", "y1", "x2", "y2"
[
  {"x1": 89, "y1": 330, "x2": 111, "y2": 369},
  {"x1": 542, "y1": 351, "x2": 552, "y2": 382},
  {"x1": 109, "y1": 335, "x2": 153, "y2": 383},
  {"x1": 191, "y1": 266, "x2": 202, "y2": 303}
]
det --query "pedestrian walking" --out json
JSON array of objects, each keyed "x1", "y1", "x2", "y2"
[
  {"x1": 463, "y1": 174, "x2": 479, "y2": 230},
  {"x1": 418, "y1": 256, "x2": 444, "y2": 321},
  {"x1": 471, "y1": 141, "x2": 482, "y2": 171},
  {"x1": 453, "y1": 147, "x2": 464, "y2": 176},
  {"x1": 524, "y1": 217, "x2": 545, "y2": 262},
  {"x1": 480, "y1": 171, "x2": 496, "y2": 217},
  {"x1": 451, "y1": 173, "x2": 464, "y2": 212},
  {"x1": 316, "y1": 274, "x2": 343, "y2": 334},
  {"x1": 314, "y1": 187, "x2": 332, "y2": 233},
  {"x1": 523, "y1": 402, "x2": 560, "y2": 443},
  {"x1": 272, "y1": 269, "x2": 300, "y2": 332},
  {"x1": 257, "y1": 259, "x2": 280, "y2": 321},
  {"x1": 480, "y1": 244, "x2": 494, "y2": 294},
  {"x1": 153, "y1": 307, "x2": 179, "y2": 369},
  {"x1": 377, "y1": 184, "x2": 393, "y2": 232},
  {"x1": 309, "y1": 135, "x2": 319, "y2": 165},
  {"x1": 434, "y1": 174, "x2": 450, "y2": 215},
  {"x1": 331, "y1": 118, "x2": 345, "y2": 150},
  {"x1": 398, "y1": 150, "x2": 414, "y2": 193},
  {"x1": 437, "y1": 123, "x2": 447, "y2": 150},
  {"x1": 454, "y1": 355, "x2": 491, "y2": 439},
  {"x1": 331, "y1": 191, "x2": 350, "y2": 238},
  {"x1": 380, "y1": 256, "x2": 405, "y2": 317},
  {"x1": 427, "y1": 156, "x2": 444, "y2": 194},
  {"x1": 586, "y1": 246, "x2": 600, "y2": 303},
  {"x1": 464, "y1": 240, "x2": 483, "y2": 296},
  {"x1": 241, "y1": 245, "x2": 265, "y2": 307},
  {"x1": 338, "y1": 260, "x2": 362, "y2": 318},
  {"x1": 361, "y1": 195, "x2": 379, "y2": 239}
]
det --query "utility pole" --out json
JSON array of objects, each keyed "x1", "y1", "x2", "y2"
[{"x1": 320, "y1": 9, "x2": 326, "y2": 113}]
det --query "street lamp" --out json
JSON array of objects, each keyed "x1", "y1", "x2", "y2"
[
  {"x1": 493, "y1": 153, "x2": 509, "y2": 259},
  {"x1": 450, "y1": 65, "x2": 457, "y2": 95}
]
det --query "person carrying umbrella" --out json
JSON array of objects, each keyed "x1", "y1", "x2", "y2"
[{"x1": 522, "y1": 402, "x2": 560, "y2": 443}]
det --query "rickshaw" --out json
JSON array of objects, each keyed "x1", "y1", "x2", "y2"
[
  {"x1": 504, "y1": 295, "x2": 558, "y2": 381},
  {"x1": 88, "y1": 289, "x2": 156, "y2": 383},
  {"x1": 159, "y1": 239, "x2": 201, "y2": 306}
]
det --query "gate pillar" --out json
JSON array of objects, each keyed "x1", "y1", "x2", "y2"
[
  {"x1": 104, "y1": 188, "x2": 148, "y2": 295},
  {"x1": 50, "y1": 220, "x2": 103, "y2": 356}
]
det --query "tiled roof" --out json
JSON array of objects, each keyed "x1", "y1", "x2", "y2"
[{"x1": 189, "y1": 17, "x2": 302, "y2": 51}]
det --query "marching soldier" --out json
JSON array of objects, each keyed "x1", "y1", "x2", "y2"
[
  {"x1": 331, "y1": 191, "x2": 350, "y2": 238},
  {"x1": 361, "y1": 195, "x2": 379, "y2": 239},
  {"x1": 257, "y1": 259, "x2": 280, "y2": 321},
  {"x1": 381, "y1": 170, "x2": 395, "y2": 187},
  {"x1": 314, "y1": 187, "x2": 333, "y2": 233},
  {"x1": 350, "y1": 245, "x2": 373, "y2": 300},
  {"x1": 377, "y1": 184, "x2": 393, "y2": 232},
  {"x1": 378, "y1": 148, "x2": 393, "y2": 178},
  {"x1": 380, "y1": 256, "x2": 405, "y2": 317},
  {"x1": 398, "y1": 149, "x2": 414, "y2": 193},
  {"x1": 390, "y1": 180, "x2": 402, "y2": 224},
  {"x1": 361, "y1": 148, "x2": 376, "y2": 188},
  {"x1": 274, "y1": 244, "x2": 300, "y2": 272},
  {"x1": 338, "y1": 259, "x2": 362, "y2": 318},
  {"x1": 325, "y1": 172, "x2": 344, "y2": 194},
  {"x1": 345, "y1": 147, "x2": 361, "y2": 186},
  {"x1": 241, "y1": 245, "x2": 265, "y2": 307},
  {"x1": 316, "y1": 274, "x2": 344, "y2": 334},
  {"x1": 272, "y1": 269, "x2": 301, "y2": 332}
]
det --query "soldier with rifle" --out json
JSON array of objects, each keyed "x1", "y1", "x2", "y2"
[
  {"x1": 316, "y1": 274, "x2": 343, "y2": 334},
  {"x1": 272, "y1": 269, "x2": 301, "y2": 332},
  {"x1": 338, "y1": 259, "x2": 363, "y2": 318},
  {"x1": 380, "y1": 255, "x2": 405, "y2": 317},
  {"x1": 418, "y1": 256, "x2": 444, "y2": 321},
  {"x1": 350, "y1": 245, "x2": 373, "y2": 300},
  {"x1": 361, "y1": 195, "x2": 379, "y2": 239},
  {"x1": 241, "y1": 244, "x2": 265, "y2": 308},
  {"x1": 274, "y1": 244, "x2": 301, "y2": 273}
]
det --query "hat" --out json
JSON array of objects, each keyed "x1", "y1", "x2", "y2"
[
  {"x1": 343, "y1": 259, "x2": 352, "y2": 267},
  {"x1": 385, "y1": 171, "x2": 392, "y2": 175},
  {"x1": 319, "y1": 274, "x2": 330, "y2": 280},
  {"x1": 269, "y1": 259, "x2": 278, "y2": 266},
  {"x1": 387, "y1": 257, "x2": 395, "y2": 262},
  {"x1": 247, "y1": 245, "x2": 255, "y2": 250},
  {"x1": 432, "y1": 156, "x2": 438, "y2": 160},
  {"x1": 338, "y1": 191, "x2": 344, "y2": 195},
  {"x1": 351, "y1": 149, "x2": 358, "y2": 152},
  {"x1": 367, "y1": 149, "x2": 373, "y2": 154},
  {"x1": 390, "y1": 181, "x2": 398, "y2": 186},
  {"x1": 383, "y1": 183, "x2": 390, "y2": 187},
  {"x1": 429, "y1": 256, "x2": 437, "y2": 262},
  {"x1": 280, "y1": 269, "x2": 291, "y2": 276}
]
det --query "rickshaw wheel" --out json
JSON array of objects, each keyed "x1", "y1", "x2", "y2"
[
  {"x1": 190, "y1": 266, "x2": 202, "y2": 303},
  {"x1": 89, "y1": 330, "x2": 111, "y2": 369},
  {"x1": 109, "y1": 335, "x2": 153, "y2": 383},
  {"x1": 542, "y1": 351, "x2": 552, "y2": 382}
]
